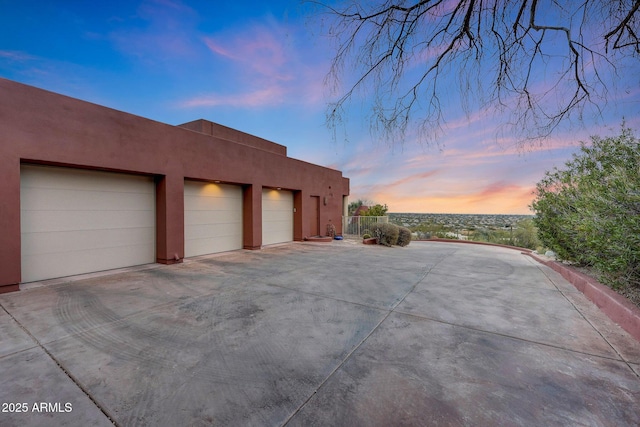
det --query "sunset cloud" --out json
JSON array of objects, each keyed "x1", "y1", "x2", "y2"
[
  {"x1": 339, "y1": 121, "x2": 567, "y2": 215},
  {"x1": 203, "y1": 27, "x2": 291, "y2": 82},
  {"x1": 383, "y1": 170, "x2": 441, "y2": 189},
  {"x1": 176, "y1": 20, "x2": 329, "y2": 110},
  {"x1": 364, "y1": 180, "x2": 536, "y2": 215}
]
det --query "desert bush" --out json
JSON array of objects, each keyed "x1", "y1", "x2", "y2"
[
  {"x1": 531, "y1": 125, "x2": 639, "y2": 290},
  {"x1": 370, "y1": 223, "x2": 399, "y2": 246},
  {"x1": 469, "y1": 219, "x2": 540, "y2": 250},
  {"x1": 397, "y1": 226, "x2": 412, "y2": 247},
  {"x1": 512, "y1": 219, "x2": 541, "y2": 249}
]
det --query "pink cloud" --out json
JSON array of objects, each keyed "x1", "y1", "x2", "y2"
[
  {"x1": 203, "y1": 28, "x2": 291, "y2": 82},
  {"x1": 203, "y1": 39, "x2": 236, "y2": 60},
  {"x1": 383, "y1": 170, "x2": 440, "y2": 189},
  {"x1": 178, "y1": 21, "x2": 329, "y2": 110},
  {"x1": 179, "y1": 86, "x2": 286, "y2": 108}
]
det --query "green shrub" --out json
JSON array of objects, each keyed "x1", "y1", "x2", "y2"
[
  {"x1": 370, "y1": 223, "x2": 399, "y2": 246},
  {"x1": 531, "y1": 125, "x2": 639, "y2": 290},
  {"x1": 361, "y1": 203, "x2": 389, "y2": 216},
  {"x1": 362, "y1": 233, "x2": 371, "y2": 239},
  {"x1": 397, "y1": 226, "x2": 412, "y2": 247}
]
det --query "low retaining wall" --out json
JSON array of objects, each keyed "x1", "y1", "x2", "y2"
[{"x1": 419, "y1": 238, "x2": 533, "y2": 253}]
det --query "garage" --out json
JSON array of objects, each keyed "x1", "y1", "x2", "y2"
[
  {"x1": 262, "y1": 188, "x2": 293, "y2": 246},
  {"x1": 184, "y1": 180, "x2": 243, "y2": 257},
  {"x1": 20, "y1": 164, "x2": 156, "y2": 283}
]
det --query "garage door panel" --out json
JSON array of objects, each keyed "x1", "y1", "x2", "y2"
[
  {"x1": 185, "y1": 223, "x2": 243, "y2": 240},
  {"x1": 262, "y1": 201, "x2": 291, "y2": 215},
  {"x1": 22, "y1": 227, "x2": 155, "y2": 256},
  {"x1": 264, "y1": 218, "x2": 292, "y2": 232},
  {"x1": 184, "y1": 182, "x2": 242, "y2": 197},
  {"x1": 21, "y1": 166, "x2": 152, "y2": 193},
  {"x1": 22, "y1": 187, "x2": 154, "y2": 211},
  {"x1": 185, "y1": 195, "x2": 241, "y2": 212},
  {"x1": 22, "y1": 210, "x2": 154, "y2": 233},
  {"x1": 185, "y1": 208, "x2": 242, "y2": 225},
  {"x1": 186, "y1": 237, "x2": 241, "y2": 257},
  {"x1": 263, "y1": 227, "x2": 291, "y2": 245},
  {"x1": 20, "y1": 165, "x2": 155, "y2": 283},
  {"x1": 22, "y1": 243, "x2": 154, "y2": 281},
  {"x1": 184, "y1": 181, "x2": 243, "y2": 257}
]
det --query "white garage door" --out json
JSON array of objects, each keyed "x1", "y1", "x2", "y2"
[
  {"x1": 262, "y1": 188, "x2": 293, "y2": 246},
  {"x1": 184, "y1": 180, "x2": 243, "y2": 257},
  {"x1": 20, "y1": 165, "x2": 156, "y2": 283}
]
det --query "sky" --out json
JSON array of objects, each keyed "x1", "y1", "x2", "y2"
[{"x1": 1, "y1": 0, "x2": 638, "y2": 215}]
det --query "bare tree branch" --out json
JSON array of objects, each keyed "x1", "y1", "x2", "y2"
[
  {"x1": 605, "y1": 0, "x2": 640, "y2": 52},
  {"x1": 314, "y1": 0, "x2": 640, "y2": 146}
]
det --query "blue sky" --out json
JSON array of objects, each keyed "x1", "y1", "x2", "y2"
[{"x1": 2, "y1": 0, "x2": 638, "y2": 214}]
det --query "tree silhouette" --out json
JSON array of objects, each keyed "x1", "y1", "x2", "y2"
[{"x1": 316, "y1": 0, "x2": 639, "y2": 146}]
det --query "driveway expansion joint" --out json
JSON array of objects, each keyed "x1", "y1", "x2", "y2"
[
  {"x1": 393, "y1": 308, "x2": 633, "y2": 364},
  {"x1": 533, "y1": 259, "x2": 640, "y2": 378},
  {"x1": 282, "y1": 253, "x2": 442, "y2": 426}
]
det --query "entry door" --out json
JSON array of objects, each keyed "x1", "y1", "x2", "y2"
[{"x1": 310, "y1": 196, "x2": 320, "y2": 237}]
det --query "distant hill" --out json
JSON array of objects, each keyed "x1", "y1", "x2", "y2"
[{"x1": 389, "y1": 213, "x2": 533, "y2": 229}]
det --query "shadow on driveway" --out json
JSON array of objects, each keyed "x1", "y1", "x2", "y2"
[{"x1": 1, "y1": 241, "x2": 639, "y2": 426}]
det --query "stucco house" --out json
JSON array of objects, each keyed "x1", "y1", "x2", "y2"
[{"x1": 0, "y1": 78, "x2": 349, "y2": 293}]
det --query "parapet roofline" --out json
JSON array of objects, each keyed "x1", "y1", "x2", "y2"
[{"x1": 178, "y1": 119, "x2": 287, "y2": 156}]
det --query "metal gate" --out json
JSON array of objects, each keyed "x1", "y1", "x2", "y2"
[{"x1": 342, "y1": 216, "x2": 389, "y2": 237}]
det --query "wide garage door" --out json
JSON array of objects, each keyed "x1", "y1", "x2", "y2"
[
  {"x1": 20, "y1": 164, "x2": 155, "y2": 283},
  {"x1": 262, "y1": 188, "x2": 293, "y2": 246},
  {"x1": 184, "y1": 180, "x2": 243, "y2": 257}
]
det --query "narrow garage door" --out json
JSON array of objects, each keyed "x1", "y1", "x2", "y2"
[
  {"x1": 20, "y1": 164, "x2": 155, "y2": 283},
  {"x1": 262, "y1": 188, "x2": 293, "y2": 246},
  {"x1": 184, "y1": 180, "x2": 243, "y2": 257}
]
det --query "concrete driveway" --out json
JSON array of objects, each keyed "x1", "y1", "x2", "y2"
[{"x1": 1, "y1": 241, "x2": 639, "y2": 426}]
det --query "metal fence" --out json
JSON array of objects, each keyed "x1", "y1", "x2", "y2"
[{"x1": 342, "y1": 216, "x2": 389, "y2": 237}]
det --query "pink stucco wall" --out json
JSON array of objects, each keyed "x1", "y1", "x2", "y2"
[{"x1": 0, "y1": 78, "x2": 349, "y2": 291}]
